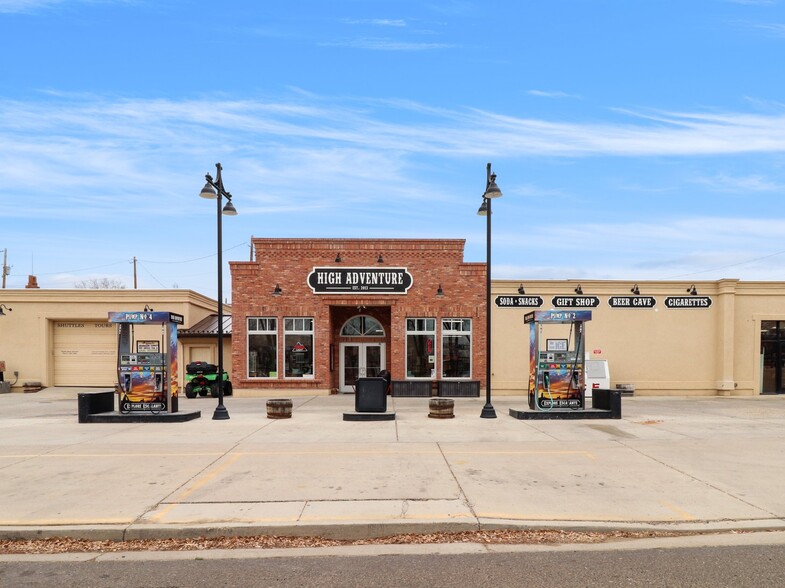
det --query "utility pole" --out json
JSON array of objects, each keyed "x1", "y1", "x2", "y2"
[
  {"x1": 2, "y1": 249, "x2": 9, "y2": 289},
  {"x1": 133, "y1": 256, "x2": 137, "y2": 289}
]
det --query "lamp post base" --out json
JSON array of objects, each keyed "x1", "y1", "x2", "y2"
[
  {"x1": 480, "y1": 403, "x2": 497, "y2": 419},
  {"x1": 212, "y1": 404, "x2": 230, "y2": 420}
]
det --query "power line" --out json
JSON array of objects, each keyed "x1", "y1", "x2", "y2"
[
  {"x1": 7, "y1": 241, "x2": 250, "y2": 277},
  {"x1": 25, "y1": 260, "x2": 128, "y2": 276},
  {"x1": 138, "y1": 241, "x2": 249, "y2": 264},
  {"x1": 136, "y1": 260, "x2": 168, "y2": 289},
  {"x1": 662, "y1": 248, "x2": 785, "y2": 279}
]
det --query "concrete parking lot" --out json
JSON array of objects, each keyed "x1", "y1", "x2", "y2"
[{"x1": 1, "y1": 388, "x2": 784, "y2": 541}]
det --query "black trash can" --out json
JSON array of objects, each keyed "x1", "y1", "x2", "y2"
[
  {"x1": 378, "y1": 370, "x2": 392, "y2": 395},
  {"x1": 355, "y1": 377, "x2": 387, "y2": 412}
]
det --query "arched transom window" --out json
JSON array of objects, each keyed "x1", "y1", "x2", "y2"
[{"x1": 341, "y1": 315, "x2": 385, "y2": 337}]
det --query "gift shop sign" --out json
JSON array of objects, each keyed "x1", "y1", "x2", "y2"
[
  {"x1": 308, "y1": 267, "x2": 413, "y2": 294},
  {"x1": 551, "y1": 295, "x2": 600, "y2": 308}
]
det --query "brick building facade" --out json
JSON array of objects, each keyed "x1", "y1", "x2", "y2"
[{"x1": 229, "y1": 238, "x2": 486, "y2": 393}]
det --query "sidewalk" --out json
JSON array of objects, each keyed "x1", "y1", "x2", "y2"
[{"x1": 1, "y1": 388, "x2": 784, "y2": 541}]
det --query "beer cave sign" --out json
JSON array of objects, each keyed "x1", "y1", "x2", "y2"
[
  {"x1": 308, "y1": 267, "x2": 413, "y2": 294},
  {"x1": 608, "y1": 296, "x2": 657, "y2": 308}
]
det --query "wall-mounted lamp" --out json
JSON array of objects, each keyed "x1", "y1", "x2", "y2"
[
  {"x1": 436, "y1": 284, "x2": 444, "y2": 297},
  {"x1": 517, "y1": 284, "x2": 526, "y2": 295},
  {"x1": 574, "y1": 284, "x2": 583, "y2": 295},
  {"x1": 630, "y1": 284, "x2": 640, "y2": 296},
  {"x1": 687, "y1": 284, "x2": 698, "y2": 295},
  {"x1": 377, "y1": 254, "x2": 384, "y2": 264},
  {"x1": 144, "y1": 304, "x2": 154, "y2": 312},
  {"x1": 335, "y1": 253, "x2": 342, "y2": 263},
  {"x1": 273, "y1": 284, "x2": 282, "y2": 297},
  {"x1": 0, "y1": 304, "x2": 12, "y2": 316}
]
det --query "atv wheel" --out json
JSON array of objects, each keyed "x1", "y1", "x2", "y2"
[
  {"x1": 223, "y1": 381, "x2": 233, "y2": 396},
  {"x1": 210, "y1": 381, "x2": 220, "y2": 398},
  {"x1": 185, "y1": 383, "x2": 196, "y2": 399}
]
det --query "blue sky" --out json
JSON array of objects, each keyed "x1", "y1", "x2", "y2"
[{"x1": 3, "y1": 0, "x2": 785, "y2": 300}]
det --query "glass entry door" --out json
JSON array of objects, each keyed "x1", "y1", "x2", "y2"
[
  {"x1": 761, "y1": 339, "x2": 785, "y2": 393},
  {"x1": 340, "y1": 343, "x2": 385, "y2": 393},
  {"x1": 761, "y1": 321, "x2": 785, "y2": 394}
]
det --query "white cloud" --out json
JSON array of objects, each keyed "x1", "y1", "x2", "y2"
[
  {"x1": 4, "y1": 94, "x2": 785, "y2": 224},
  {"x1": 7, "y1": 94, "x2": 785, "y2": 169},
  {"x1": 0, "y1": 0, "x2": 61, "y2": 12},
  {"x1": 527, "y1": 90, "x2": 581, "y2": 100},
  {"x1": 492, "y1": 216, "x2": 785, "y2": 281},
  {"x1": 727, "y1": 0, "x2": 775, "y2": 5},
  {"x1": 752, "y1": 23, "x2": 785, "y2": 35},
  {"x1": 344, "y1": 18, "x2": 407, "y2": 27},
  {"x1": 693, "y1": 173, "x2": 782, "y2": 192},
  {"x1": 318, "y1": 38, "x2": 453, "y2": 51},
  {"x1": 0, "y1": 0, "x2": 131, "y2": 14}
]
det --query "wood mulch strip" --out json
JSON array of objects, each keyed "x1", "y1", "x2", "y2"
[{"x1": 0, "y1": 529, "x2": 689, "y2": 554}]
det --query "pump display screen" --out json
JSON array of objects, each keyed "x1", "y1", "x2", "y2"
[{"x1": 120, "y1": 353, "x2": 164, "y2": 366}]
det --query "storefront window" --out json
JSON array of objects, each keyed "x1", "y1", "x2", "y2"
[
  {"x1": 406, "y1": 318, "x2": 435, "y2": 378},
  {"x1": 285, "y1": 317, "x2": 314, "y2": 378},
  {"x1": 341, "y1": 316, "x2": 384, "y2": 337},
  {"x1": 442, "y1": 318, "x2": 471, "y2": 379},
  {"x1": 247, "y1": 317, "x2": 277, "y2": 378}
]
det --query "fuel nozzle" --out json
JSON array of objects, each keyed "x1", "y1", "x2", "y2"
[{"x1": 543, "y1": 371, "x2": 550, "y2": 391}]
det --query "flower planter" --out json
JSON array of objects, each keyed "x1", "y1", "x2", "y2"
[
  {"x1": 266, "y1": 398, "x2": 293, "y2": 419},
  {"x1": 428, "y1": 397, "x2": 454, "y2": 419}
]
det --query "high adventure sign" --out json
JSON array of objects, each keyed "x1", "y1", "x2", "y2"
[{"x1": 307, "y1": 267, "x2": 413, "y2": 294}]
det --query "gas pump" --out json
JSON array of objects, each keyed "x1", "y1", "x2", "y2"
[
  {"x1": 109, "y1": 311, "x2": 183, "y2": 414},
  {"x1": 525, "y1": 310, "x2": 591, "y2": 411}
]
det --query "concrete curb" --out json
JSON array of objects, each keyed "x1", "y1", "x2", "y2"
[{"x1": 4, "y1": 531, "x2": 785, "y2": 564}]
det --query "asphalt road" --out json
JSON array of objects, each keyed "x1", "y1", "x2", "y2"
[{"x1": 2, "y1": 536, "x2": 785, "y2": 588}]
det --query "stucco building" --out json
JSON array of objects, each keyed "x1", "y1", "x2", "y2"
[{"x1": 0, "y1": 288, "x2": 229, "y2": 390}]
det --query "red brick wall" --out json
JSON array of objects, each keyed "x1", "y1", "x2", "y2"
[{"x1": 229, "y1": 239, "x2": 486, "y2": 391}]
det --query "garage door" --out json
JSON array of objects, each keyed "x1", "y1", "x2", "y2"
[{"x1": 53, "y1": 321, "x2": 116, "y2": 386}]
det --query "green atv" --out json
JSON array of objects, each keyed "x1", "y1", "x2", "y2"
[{"x1": 184, "y1": 361, "x2": 233, "y2": 399}]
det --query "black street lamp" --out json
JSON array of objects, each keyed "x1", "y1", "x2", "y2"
[
  {"x1": 477, "y1": 162, "x2": 502, "y2": 419},
  {"x1": 200, "y1": 163, "x2": 237, "y2": 420}
]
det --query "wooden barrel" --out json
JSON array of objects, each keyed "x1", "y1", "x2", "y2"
[
  {"x1": 267, "y1": 398, "x2": 293, "y2": 419},
  {"x1": 428, "y1": 397, "x2": 455, "y2": 419}
]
